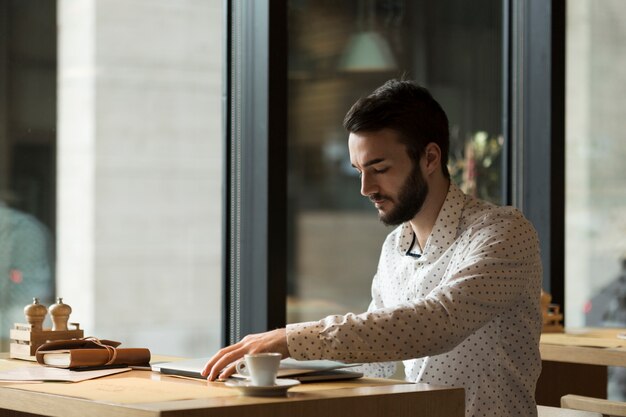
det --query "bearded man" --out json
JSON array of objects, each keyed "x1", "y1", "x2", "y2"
[{"x1": 202, "y1": 80, "x2": 543, "y2": 417}]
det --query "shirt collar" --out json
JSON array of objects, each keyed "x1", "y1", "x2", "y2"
[{"x1": 396, "y1": 181, "x2": 466, "y2": 258}]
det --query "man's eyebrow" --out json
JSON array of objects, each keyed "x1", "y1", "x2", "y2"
[{"x1": 351, "y1": 158, "x2": 386, "y2": 169}]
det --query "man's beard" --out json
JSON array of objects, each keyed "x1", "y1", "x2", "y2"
[{"x1": 372, "y1": 164, "x2": 428, "y2": 226}]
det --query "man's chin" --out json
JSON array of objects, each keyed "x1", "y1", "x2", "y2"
[
  {"x1": 378, "y1": 212, "x2": 402, "y2": 227},
  {"x1": 376, "y1": 206, "x2": 394, "y2": 223},
  {"x1": 379, "y1": 206, "x2": 421, "y2": 227}
]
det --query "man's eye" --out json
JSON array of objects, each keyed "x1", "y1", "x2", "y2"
[{"x1": 374, "y1": 167, "x2": 389, "y2": 174}]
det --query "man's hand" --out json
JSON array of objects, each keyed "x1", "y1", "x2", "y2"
[{"x1": 201, "y1": 328, "x2": 289, "y2": 381}]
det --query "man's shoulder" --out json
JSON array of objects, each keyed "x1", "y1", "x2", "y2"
[{"x1": 462, "y1": 197, "x2": 537, "y2": 239}]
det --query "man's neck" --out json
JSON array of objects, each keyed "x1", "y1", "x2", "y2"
[{"x1": 409, "y1": 177, "x2": 450, "y2": 250}]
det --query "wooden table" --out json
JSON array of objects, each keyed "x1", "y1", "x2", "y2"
[
  {"x1": 0, "y1": 359, "x2": 464, "y2": 417},
  {"x1": 536, "y1": 327, "x2": 626, "y2": 407}
]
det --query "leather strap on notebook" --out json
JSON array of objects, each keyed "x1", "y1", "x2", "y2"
[{"x1": 82, "y1": 337, "x2": 118, "y2": 365}]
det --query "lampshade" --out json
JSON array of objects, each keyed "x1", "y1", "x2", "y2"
[{"x1": 338, "y1": 30, "x2": 397, "y2": 72}]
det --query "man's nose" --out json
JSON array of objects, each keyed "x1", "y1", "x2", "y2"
[{"x1": 360, "y1": 172, "x2": 377, "y2": 197}]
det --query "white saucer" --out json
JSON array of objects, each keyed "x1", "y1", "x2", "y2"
[{"x1": 225, "y1": 378, "x2": 301, "y2": 397}]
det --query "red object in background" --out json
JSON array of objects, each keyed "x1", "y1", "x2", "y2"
[
  {"x1": 583, "y1": 300, "x2": 592, "y2": 314},
  {"x1": 9, "y1": 269, "x2": 23, "y2": 284}
]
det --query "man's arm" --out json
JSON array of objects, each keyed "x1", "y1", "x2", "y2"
[
  {"x1": 202, "y1": 272, "x2": 391, "y2": 381},
  {"x1": 203, "y1": 212, "x2": 540, "y2": 379},
  {"x1": 283, "y1": 213, "x2": 541, "y2": 363}
]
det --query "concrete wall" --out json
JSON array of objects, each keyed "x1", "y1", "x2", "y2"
[
  {"x1": 57, "y1": 0, "x2": 223, "y2": 356},
  {"x1": 565, "y1": 0, "x2": 626, "y2": 326}
]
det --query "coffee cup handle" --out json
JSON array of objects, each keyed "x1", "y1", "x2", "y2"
[{"x1": 235, "y1": 359, "x2": 249, "y2": 376}]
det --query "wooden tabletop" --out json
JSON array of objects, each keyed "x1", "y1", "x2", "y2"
[
  {"x1": 0, "y1": 358, "x2": 464, "y2": 417},
  {"x1": 540, "y1": 327, "x2": 626, "y2": 367}
]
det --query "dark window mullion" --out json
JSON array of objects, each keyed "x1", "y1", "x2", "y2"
[
  {"x1": 509, "y1": 0, "x2": 565, "y2": 309},
  {"x1": 224, "y1": 0, "x2": 287, "y2": 346}
]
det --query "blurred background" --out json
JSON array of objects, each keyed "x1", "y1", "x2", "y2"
[{"x1": 285, "y1": 0, "x2": 505, "y2": 324}]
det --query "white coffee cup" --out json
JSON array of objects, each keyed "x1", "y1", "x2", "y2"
[{"x1": 235, "y1": 352, "x2": 282, "y2": 386}]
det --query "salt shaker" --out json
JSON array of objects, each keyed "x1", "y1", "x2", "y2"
[{"x1": 49, "y1": 297, "x2": 72, "y2": 331}]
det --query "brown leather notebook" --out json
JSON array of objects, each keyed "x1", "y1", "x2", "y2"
[{"x1": 35, "y1": 338, "x2": 151, "y2": 369}]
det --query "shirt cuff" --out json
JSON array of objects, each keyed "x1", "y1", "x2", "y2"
[{"x1": 286, "y1": 321, "x2": 326, "y2": 360}]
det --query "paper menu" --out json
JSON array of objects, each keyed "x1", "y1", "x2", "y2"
[
  {"x1": 0, "y1": 365, "x2": 131, "y2": 383},
  {"x1": 0, "y1": 358, "x2": 38, "y2": 372}
]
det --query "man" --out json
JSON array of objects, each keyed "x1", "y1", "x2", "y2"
[{"x1": 202, "y1": 80, "x2": 543, "y2": 417}]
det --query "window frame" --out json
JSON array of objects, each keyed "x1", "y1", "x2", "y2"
[
  {"x1": 223, "y1": 0, "x2": 288, "y2": 345},
  {"x1": 506, "y1": 0, "x2": 565, "y2": 309},
  {"x1": 224, "y1": 0, "x2": 566, "y2": 342}
]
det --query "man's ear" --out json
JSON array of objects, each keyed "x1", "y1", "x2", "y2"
[{"x1": 423, "y1": 143, "x2": 442, "y2": 175}]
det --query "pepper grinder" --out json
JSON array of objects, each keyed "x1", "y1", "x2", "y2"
[
  {"x1": 24, "y1": 298, "x2": 48, "y2": 331},
  {"x1": 49, "y1": 297, "x2": 72, "y2": 331}
]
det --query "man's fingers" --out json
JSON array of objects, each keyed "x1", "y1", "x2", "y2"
[
  {"x1": 217, "y1": 362, "x2": 238, "y2": 380},
  {"x1": 206, "y1": 347, "x2": 246, "y2": 381},
  {"x1": 201, "y1": 349, "x2": 226, "y2": 377},
  {"x1": 201, "y1": 343, "x2": 240, "y2": 378},
  {"x1": 208, "y1": 350, "x2": 241, "y2": 381}
]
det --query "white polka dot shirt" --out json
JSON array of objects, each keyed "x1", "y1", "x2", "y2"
[{"x1": 287, "y1": 182, "x2": 543, "y2": 417}]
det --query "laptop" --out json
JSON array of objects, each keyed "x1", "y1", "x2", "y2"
[{"x1": 153, "y1": 357, "x2": 363, "y2": 382}]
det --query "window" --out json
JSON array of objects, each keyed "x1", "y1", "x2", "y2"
[
  {"x1": 226, "y1": 0, "x2": 564, "y2": 343},
  {"x1": 1, "y1": 0, "x2": 223, "y2": 357}
]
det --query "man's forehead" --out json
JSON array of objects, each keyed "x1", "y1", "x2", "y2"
[{"x1": 348, "y1": 130, "x2": 405, "y2": 161}]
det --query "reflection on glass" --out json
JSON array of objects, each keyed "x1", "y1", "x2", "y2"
[
  {"x1": 565, "y1": 0, "x2": 626, "y2": 401},
  {"x1": 0, "y1": 203, "x2": 54, "y2": 350},
  {"x1": 286, "y1": 0, "x2": 503, "y2": 323}
]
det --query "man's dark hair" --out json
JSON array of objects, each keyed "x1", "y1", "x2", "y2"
[{"x1": 343, "y1": 79, "x2": 450, "y2": 178}]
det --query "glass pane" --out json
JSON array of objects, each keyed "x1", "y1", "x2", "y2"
[
  {"x1": 565, "y1": 0, "x2": 626, "y2": 400},
  {"x1": 1, "y1": 0, "x2": 223, "y2": 358},
  {"x1": 286, "y1": 0, "x2": 503, "y2": 324}
]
